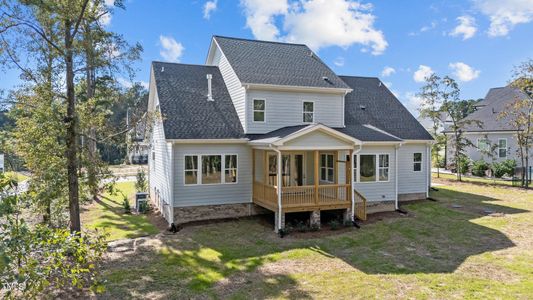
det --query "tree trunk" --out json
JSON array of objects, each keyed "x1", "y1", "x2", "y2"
[
  {"x1": 84, "y1": 27, "x2": 98, "y2": 201},
  {"x1": 65, "y1": 22, "x2": 81, "y2": 233}
]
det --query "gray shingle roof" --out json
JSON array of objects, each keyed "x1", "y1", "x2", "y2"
[
  {"x1": 340, "y1": 76, "x2": 433, "y2": 140},
  {"x1": 152, "y1": 62, "x2": 245, "y2": 139},
  {"x1": 213, "y1": 36, "x2": 350, "y2": 90},
  {"x1": 455, "y1": 86, "x2": 525, "y2": 132}
]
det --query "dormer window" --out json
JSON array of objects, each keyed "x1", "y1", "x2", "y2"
[
  {"x1": 253, "y1": 99, "x2": 265, "y2": 122},
  {"x1": 303, "y1": 101, "x2": 314, "y2": 123}
]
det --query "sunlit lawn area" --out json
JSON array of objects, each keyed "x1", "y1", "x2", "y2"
[
  {"x1": 433, "y1": 172, "x2": 514, "y2": 186},
  {"x1": 98, "y1": 178, "x2": 533, "y2": 299},
  {"x1": 82, "y1": 181, "x2": 159, "y2": 241}
]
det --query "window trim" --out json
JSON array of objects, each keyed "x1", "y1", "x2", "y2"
[
  {"x1": 413, "y1": 152, "x2": 423, "y2": 172},
  {"x1": 302, "y1": 100, "x2": 315, "y2": 124},
  {"x1": 355, "y1": 153, "x2": 391, "y2": 183},
  {"x1": 477, "y1": 138, "x2": 490, "y2": 152},
  {"x1": 320, "y1": 152, "x2": 335, "y2": 183},
  {"x1": 252, "y1": 98, "x2": 266, "y2": 123},
  {"x1": 498, "y1": 138, "x2": 507, "y2": 158},
  {"x1": 183, "y1": 154, "x2": 239, "y2": 186}
]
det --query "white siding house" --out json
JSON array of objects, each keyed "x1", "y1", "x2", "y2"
[{"x1": 147, "y1": 36, "x2": 433, "y2": 232}]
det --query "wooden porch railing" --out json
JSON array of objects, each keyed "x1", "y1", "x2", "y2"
[
  {"x1": 317, "y1": 184, "x2": 348, "y2": 205},
  {"x1": 253, "y1": 181, "x2": 278, "y2": 209},
  {"x1": 353, "y1": 189, "x2": 367, "y2": 221}
]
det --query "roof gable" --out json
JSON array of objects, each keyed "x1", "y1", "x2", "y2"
[{"x1": 213, "y1": 36, "x2": 350, "y2": 90}]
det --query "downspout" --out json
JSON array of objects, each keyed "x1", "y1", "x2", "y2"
[
  {"x1": 269, "y1": 144, "x2": 283, "y2": 231},
  {"x1": 395, "y1": 143, "x2": 403, "y2": 210},
  {"x1": 351, "y1": 144, "x2": 362, "y2": 221},
  {"x1": 426, "y1": 143, "x2": 431, "y2": 198}
]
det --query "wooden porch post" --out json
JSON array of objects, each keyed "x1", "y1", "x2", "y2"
[
  {"x1": 314, "y1": 150, "x2": 319, "y2": 205},
  {"x1": 252, "y1": 149, "x2": 255, "y2": 199}
]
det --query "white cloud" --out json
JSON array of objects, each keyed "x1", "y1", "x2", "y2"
[
  {"x1": 450, "y1": 15, "x2": 477, "y2": 40},
  {"x1": 413, "y1": 65, "x2": 434, "y2": 83},
  {"x1": 117, "y1": 78, "x2": 149, "y2": 90},
  {"x1": 240, "y1": 0, "x2": 388, "y2": 55},
  {"x1": 104, "y1": 0, "x2": 115, "y2": 6},
  {"x1": 409, "y1": 21, "x2": 438, "y2": 36},
  {"x1": 159, "y1": 35, "x2": 184, "y2": 63},
  {"x1": 474, "y1": 0, "x2": 533, "y2": 37},
  {"x1": 241, "y1": 0, "x2": 289, "y2": 40},
  {"x1": 381, "y1": 66, "x2": 395, "y2": 77},
  {"x1": 203, "y1": 0, "x2": 218, "y2": 19},
  {"x1": 449, "y1": 62, "x2": 480, "y2": 81},
  {"x1": 334, "y1": 56, "x2": 345, "y2": 67}
]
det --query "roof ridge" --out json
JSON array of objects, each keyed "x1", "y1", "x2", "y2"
[
  {"x1": 151, "y1": 61, "x2": 218, "y2": 68},
  {"x1": 213, "y1": 35, "x2": 308, "y2": 47},
  {"x1": 339, "y1": 75, "x2": 379, "y2": 79}
]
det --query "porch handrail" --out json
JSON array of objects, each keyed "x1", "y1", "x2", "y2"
[{"x1": 353, "y1": 189, "x2": 367, "y2": 221}]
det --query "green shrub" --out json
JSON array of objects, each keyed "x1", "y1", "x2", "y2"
[
  {"x1": 492, "y1": 160, "x2": 516, "y2": 178},
  {"x1": 329, "y1": 219, "x2": 341, "y2": 230},
  {"x1": 472, "y1": 160, "x2": 490, "y2": 177},
  {"x1": 437, "y1": 157, "x2": 446, "y2": 168},
  {"x1": 122, "y1": 193, "x2": 131, "y2": 214},
  {"x1": 135, "y1": 168, "x2": 147, "y2": 192},
  {"x1": 457, "y1": 156, "x2": 470, "y2": 175}
]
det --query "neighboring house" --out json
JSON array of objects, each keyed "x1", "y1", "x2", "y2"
[
  {"x1": 126, "y1": 118, "x2": 149, "y2": 164},
  {"x1": 444, "y1": 86, "x2": 529, "y2": 166},
  {"x1": 147, "y1": 36, "x2": 433, "y2": 232}
]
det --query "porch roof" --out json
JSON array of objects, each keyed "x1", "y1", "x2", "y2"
[{"x1": 247, "y1": 123, "x2": 402, "y2": 147}]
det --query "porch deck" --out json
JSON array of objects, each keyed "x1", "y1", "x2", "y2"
[{"x1": 253, "y1": 181, "x2": 367, "y2": 220}]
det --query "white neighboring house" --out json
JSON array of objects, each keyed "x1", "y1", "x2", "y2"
[
  {"x1": 444, "y1": 86, "x2": 531, "y2": 167},
  {"x1": 0, "y1": 154, "x2": 4, "y2": 173},
  {"x1": 147, "y1": 36, "x2": 433, "y2": 232}
]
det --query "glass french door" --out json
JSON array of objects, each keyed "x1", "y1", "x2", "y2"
[{"x1": 268, "y1": 153, "x2": 305, "y2": 187}]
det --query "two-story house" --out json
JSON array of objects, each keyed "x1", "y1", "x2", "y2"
[{"x1": 147, "y1": 36, "x2": 433, "y2": 232}]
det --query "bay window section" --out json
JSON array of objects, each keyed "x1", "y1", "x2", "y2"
[
  {"x1": 360, "y1": 155, "x2": 376, "y2": 182},
  {"x1": 185, "y1": 154, "x2": 237, "y2": 185}
]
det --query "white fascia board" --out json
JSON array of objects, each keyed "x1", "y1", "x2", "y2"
[{"x1": 243, "y1": 83, "x2": 352, "y2": 94}]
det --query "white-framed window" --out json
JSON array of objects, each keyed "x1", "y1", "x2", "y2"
[
  {"x1": 202, "y1": 155, "x2": 222, "y2": 184},
  {"x1": 225, "y1": 155, "x2": 238, "y2": 183},
  {"x1": 413, "y1": 153, "x2": 422, "y2": 172},
  {"x1": 184, "y1": 154, "x2": 238, "y2": 185},
  {"x1": 353, "y1": 154, "x2": 358, "y2": 182},
  {"x1": 320, "y1": 153, "x2": 334, "y2": 182},
  {"x1": 360, "y1": 155, "x2": 376, "y2": 182},
  {"x1": 184, "y1": 155, "x2": 199, "y2": 185},
  {"x1": 498, "y1": 139, "x2": 507, "y2": 158},
  {"x1": 303, "y1": 101, "x2": 314, "y2": 123},
  {"x1": 477, "y1": 138, "x2": 490, "y2": 152},
  {"x1": 253, "y1": 99, "x2": 265, "y2": 122},
  {"x1": 378, "y1": 154, "x2": 389, "y2": 182}
]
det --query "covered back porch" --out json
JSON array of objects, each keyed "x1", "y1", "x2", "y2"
[{"x1": 249, "y1": 125, "x2": 367, "y2": 230}]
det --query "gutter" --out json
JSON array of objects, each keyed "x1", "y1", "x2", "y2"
[
  {"x1": 395, "y1": 143, "x2": 403, "y2": 210},
  {"x1": 269, "y1": 144, "x2": 283, "y2": 232}
]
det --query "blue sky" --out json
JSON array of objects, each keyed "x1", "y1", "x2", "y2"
[{"x1": 2, "y1": 0, "x2": 532, "y2": 116}]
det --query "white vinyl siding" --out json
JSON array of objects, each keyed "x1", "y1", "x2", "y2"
[
  {"x1": 398, "y1": 144, "x2": 429, "y2": 195},
  {"x1": 173, "y1": 144, "x2": 252, "y2": 207},
  {"x1": 246, "y1": 89, "x2": 344, "y2": 134},
  {"x1": 210, "y1": 44, "x2": 247, "y2": 131},
  {"x1": 338, "y1": 146, "x2": 397, "y2": 202}
]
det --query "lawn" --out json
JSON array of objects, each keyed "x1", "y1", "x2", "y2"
[
  {"x1": 82, "y1": 181, "x2": 159, "y2": 241},
  {"x1": 433, "y1": 172, "x2": 514, "y2": 186},
  {"x1": 96, "y1": 178, "x2": 533, "y2": 299}
]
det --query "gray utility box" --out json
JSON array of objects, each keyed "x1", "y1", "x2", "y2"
[{"x1": 135, "y1": 192, "x2": 149, "y2": 212}]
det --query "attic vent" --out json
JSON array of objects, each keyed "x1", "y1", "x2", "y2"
[
  {"x1": 322, "y1": 76, "x2": 333, "y2": 85},
  {"x1": 206, "y1": 74, "x2": 214, "y2": 101},
  {"x1": 359, "y1": 105, "x2": 366, "y2": 110},
  {"x1": 378, "y1": 82, "x2": 382, "y2": 87}
]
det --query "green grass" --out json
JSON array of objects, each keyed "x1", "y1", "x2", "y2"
[
  {"x1": 82, "y1": 181, "x2": 159, "y2": 241},
  {"x1": 434, "y1": 172, "x2": 514, "y2": 186},
  {"x1": 98, "y1": 179, "x2": 533, "y2": 299}
]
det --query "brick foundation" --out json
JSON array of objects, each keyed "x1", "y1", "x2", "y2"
[
  {"x1": 398, "y1": 192, "x2": 427, "y2": 202},
  {"x1": 366, "y1": 200, "x2": 396, "y2": 214},
  {"x1": 173, "y1": 203, "x2": 270, "y2": 225},
  {"x1": 310, "y1": 210, "x2": 321, "y2": 229}
]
